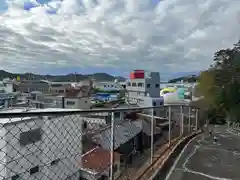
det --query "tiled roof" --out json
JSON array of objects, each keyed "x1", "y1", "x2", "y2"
[
  {"x1": 65, "y1": 86, "x2": 91, "y2": 98},
  {"x1": 82, "y1": 135, "x2": 99, "y2": 153},
  {"x1": 81, "y1": 147, "x2": 121, "y2": 174},
  {"x1": 64, "y1": 88, "x2": 81, "y2": 98},
  {"x1": 92, "y1": 120, "x2": 142, "y2": 150}
]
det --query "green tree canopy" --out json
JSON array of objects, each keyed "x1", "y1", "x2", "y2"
[{"x1": 198, "y1": 40, "x2": 240, "y2": 124}]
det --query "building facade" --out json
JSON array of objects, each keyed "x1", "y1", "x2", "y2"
[
  {"x1": 93, "y1": 82, "x2": 121, "y2": 92},
  {"x1": 0, "y1": 108, "x2": 83, "y2": 180},
  {"x1": 49, "y1": 82, "x2": 71, "y2": 93},
  {"x1": 125, "y1": 70, "x2": 163, "y2": 116},
  {"x1": 15, "y1": 80, "x2": 50, "y2": 93}
]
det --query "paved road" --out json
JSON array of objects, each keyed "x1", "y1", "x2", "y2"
[{"x1": 165, "y1": 126, "x2": 240, "y2": 180}]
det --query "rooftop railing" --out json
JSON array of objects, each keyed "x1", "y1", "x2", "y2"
[{"x1": 0, "y1": 105, "x2": 204, "y2": 180}]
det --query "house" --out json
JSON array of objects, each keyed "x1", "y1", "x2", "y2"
[
  {"x1": 28, "y1": 85, "x2": 92, "y2": 109},
  {"x1": 91, "y1": 120, "x2": 143, "y2": 165},
  {"x1": 80, "y1": 147, "x2": 121, "y2": 180},
  {"x1": 0, "y1": 108, "x2": 83, "y2": 180},
  {"x1": 62, "y1": 86, "x2": 92, "y2": 109}
]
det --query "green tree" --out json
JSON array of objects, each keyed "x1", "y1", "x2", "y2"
[{"x1": 198, "y1": 40, "x2": 240, "y2": 124}]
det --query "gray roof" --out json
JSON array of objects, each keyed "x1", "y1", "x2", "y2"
[
  {"x1": 92, "y1": 120, "x2": 142, "y2": 150},
  {"x1": 142, "y1": 119, "x2": 162, "y2": 136},
  {"x1": 0, "y1": 93, "x2": 17, "y2": 100}
]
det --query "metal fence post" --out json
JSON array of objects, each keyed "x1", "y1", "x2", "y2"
[
  {"x1": 180, "y1": 106, "x2": 183, "y2": 136},
  {"x1": 168, "y1": 106, "x2": 171, "y2": 146},
  {"x1": 150, "y1": 107, "x2": 154, "y2": 164},
  {"x1": 120, "y1": 111, "x2": 123, "y2": 121},
  {"x1": 188, "y1": 106, "x2": 191, "y2": 133},
  {"x1": 195, "y1": 109, "x2": 198, "y2": 130},
  {"x1": 110, "y1": 112, "x2": 115, "y2": 180}
]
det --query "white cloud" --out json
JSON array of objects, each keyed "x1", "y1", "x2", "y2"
[{"x1": 0, "y1": 0, "x2": 239, "y2": 74}]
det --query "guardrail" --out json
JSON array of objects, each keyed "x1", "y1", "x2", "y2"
[{"x1": 0, "y1": 105, "x2": 203, "y2": 180}]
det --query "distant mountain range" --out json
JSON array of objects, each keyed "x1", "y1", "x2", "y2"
[
  {"x1": 0, "y1": 69, "x2": 200, "y2": 83},
  {"x1": 0, "y1": 70, "x2": 125, "y2": 82},
  {"x1": 168, "y1": 74, "x2": 199, "y2": 83}
]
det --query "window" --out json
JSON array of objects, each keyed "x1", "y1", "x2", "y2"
[
  {"x1": 113, "y1": 164, "x2": 118, "y2": 173},
  {"x1": 51, "y1": 159, "x2": 60, "y2": 166},
  {"x1": 51, "y1": 84, "x2": 62, "y2": 87},
  {"x1": 147, "y1": 84, "x2": 150, "y2": 88},
  {"x1": 83, "y1": 121, "x2": 87, "y2": 130},
  {"x1": 132, "y1": 83, "x2": 136, "y2": 87},
  {"x1": 66, "y1": 101, "x2": 75, "y2": 105},
  {"x1": 153, "y1": 111, "x2": 157, "y2": 116},
  {"x1": 30, "y1": 166, "x2": 39, "y2": 175},
  {"x1": 127, "y1": 82, "x2": 131, "y2": 86},
  {"x1": 12, "y1": 175, "x2": 20, "y2": 180},
  {"x1": 153, "y1": 101, "x2": 156, "y2": 106},
  {"x1": 115, "y1": 112, "x2": 120, "y2": 118},
  {"x1": 20, "y1": 128, "x2": 42, "y2": 146},
  {"x1": 155, "y1": 84, "x2": 159, "y2": 88},
  {"x1": 138, "y1": 83, "x2": 143, "y2": 87}
]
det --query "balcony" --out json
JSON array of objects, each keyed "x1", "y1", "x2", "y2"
[{"x1": 0, "y1": 105, "x2": 202, "y2": 180}]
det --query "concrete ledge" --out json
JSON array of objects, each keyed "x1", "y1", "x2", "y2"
[{"x1": 149, "y1": 131, "x2": 201, "y2": 180}]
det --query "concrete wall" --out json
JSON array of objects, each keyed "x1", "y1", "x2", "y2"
[{"x1": 64, "y1": 97, "x2": 91, "y2": 109}]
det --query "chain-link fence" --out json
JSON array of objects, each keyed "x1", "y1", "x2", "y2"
[{"x1": 0, "y1": 105, "x2": 202, "y2": 180}]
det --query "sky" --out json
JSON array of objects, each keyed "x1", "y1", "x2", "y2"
[{"x1": 0, "y1": 0, "x2": 239, "y2": 78}]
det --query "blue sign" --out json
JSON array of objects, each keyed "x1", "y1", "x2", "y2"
[{"x1": 94, "y1": 93, "x2": 118, "y2": 101}]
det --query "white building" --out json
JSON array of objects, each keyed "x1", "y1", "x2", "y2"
[
  {"x1": 0, "y1": 81, "x2": 14, "y2": 93},
  {"x1": 93, "y1": 81, "x2": 122, "y2": 92},
  {"x1": 29, "y1": 86, "x2": 92, "y2": 110},
  {"x1": 125, "y1": 70, "x2": 163, "y2": 116},
  {"x1": 0, "y1": 108, "x2": 83, "y2": 180}
]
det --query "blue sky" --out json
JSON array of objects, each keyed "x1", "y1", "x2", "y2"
[{"x1": 0, "y1": 0, "x2": 239, "y2": 79}]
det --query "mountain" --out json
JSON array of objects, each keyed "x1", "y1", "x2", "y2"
[
  {"x1": 0, "y1": 70, "x2": 125, "y2": 82},
  {"x1": 168, "y1": 75, "x2": 198, "y2": 83},
  {"x1": 161, "y1": 71, "x2": 200, "y2": 82}
]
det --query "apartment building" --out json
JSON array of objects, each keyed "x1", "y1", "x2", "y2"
[
  {"x1": 125, "y1": 70, "x2": 164, "y2": 116},
  {"x1": 0, "y1": 108, "x2": 83, "y2": 180}
]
